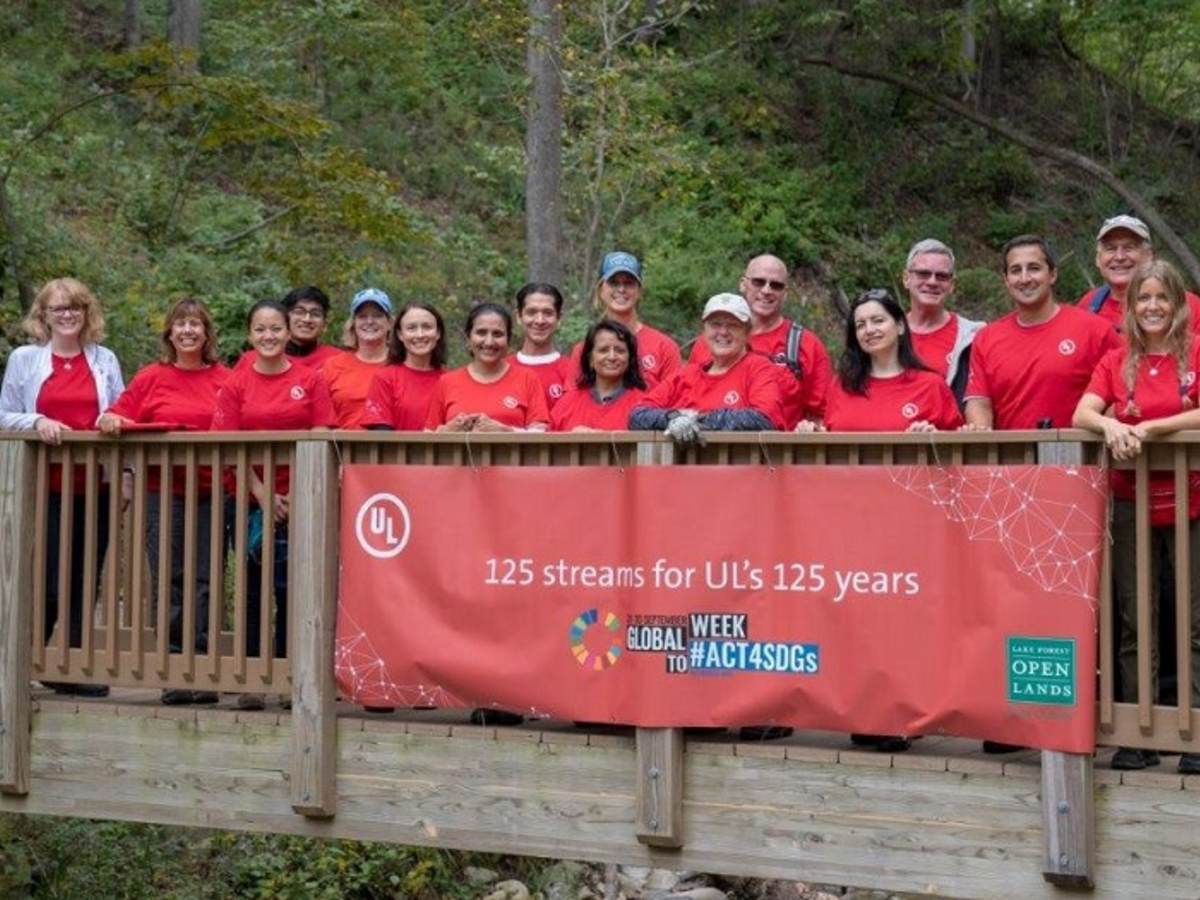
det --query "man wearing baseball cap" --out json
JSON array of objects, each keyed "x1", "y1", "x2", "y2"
[
  {"x1": 631, "y1": 292, "x2": 783, "y2": 437},
  {"x1": 1078, "y1": 214, "x2": 1200, "y2": 333},
  {"x1": 689, "y1": 254, "x2": 832, "y2": 430}
]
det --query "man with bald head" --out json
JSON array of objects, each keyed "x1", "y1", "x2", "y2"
[{"x1": 689, "y1": 254, "x2": 831, "y2": 430}]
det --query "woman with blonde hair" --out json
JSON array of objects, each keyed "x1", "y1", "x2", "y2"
[
  {"x1": 0, "y1": 278, "x2": 124, "y2": 695},
  {"x1": 1074, "y1": 259, "x2": 1200, "y2": 774}
]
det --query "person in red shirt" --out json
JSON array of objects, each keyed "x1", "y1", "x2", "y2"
[
  {"x1": 0, "y1": 278, "x2": 124, "y2": 696},
  {"x1": 799, "y1": 288, "x2": 962, "y2": 434},
  {"x1": 1074, "y1": 260, "x2": 1200, "y2": 775},
  {"x1": 631, "y1": 293, "x2": 782, "y2": 439},
  {"x1": 98, "y1": 297, "x2": 228, "y2": 705},
  {"x1": 1076, "y1": 215, "x2": 1200, "y2": 334},
  {"x1": 425, "y1": 302, "x2": 550, "y2": 433},
  {"x1": 362, "y1": 302, "x2": 447, "y2": 431},
  {"x1": 212, "y1": 299, "x2": 335, "y2": 710},
  {"x1": 567, "y1": 252, "x2": 681, "y2": 389},
  {"x1": 965, "y1": 234, "x2": 1121, "y2": 430},
  {"x1": 551, "y1": 320, "x2": 646, "y2": 431},
  {"x1": 234, "y1": 285, "x2": 344, "y2": 371},
  {"x1": 510, "y1": 282, "x2": 572, "y2": 409},
  {"x1": 322, "y1": 288, "x2": 393, "y2": 429},
  {"x1": 689, "y1": 253, "x2": 832, "y2": 429},
  {"x1": 901, "y1": 239, "x2": 984, "y2": 406}
]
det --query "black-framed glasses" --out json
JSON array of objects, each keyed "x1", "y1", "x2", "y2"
[{"x1": 748, "y1": 277, "x2": 786, "y2": 291}]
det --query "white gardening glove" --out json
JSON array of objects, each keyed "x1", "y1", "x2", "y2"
[{"x1": 665, "y1": 409, "x2": 705, "y2": 446}]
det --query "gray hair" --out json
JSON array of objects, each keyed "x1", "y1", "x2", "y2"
[{"x1": 905, "y1": 239, "x2": 955, "y2": 272}]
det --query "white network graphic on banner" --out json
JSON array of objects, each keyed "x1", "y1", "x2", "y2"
[
  {"x1": 334, "y1": 607, "x2": 462, "y2": 707},
  {"x1": 888, "y1": 465, "x2": 1106, "y2": 600}
]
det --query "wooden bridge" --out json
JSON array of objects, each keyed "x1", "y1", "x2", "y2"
[{"x1": 1, "y1": 431, "x2": 1199, "y2": 899}]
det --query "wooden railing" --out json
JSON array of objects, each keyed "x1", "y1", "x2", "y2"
[{"x1": 1, "y1": 428, "x2": 1199, "y2": 885}]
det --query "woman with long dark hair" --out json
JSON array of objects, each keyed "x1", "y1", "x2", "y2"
[
  {"x1": 362, "y1": 301, "x2": 447, "y2": 430},
  {"x1": 551, "y1": 319, "x2": 646, "y2": 431}
]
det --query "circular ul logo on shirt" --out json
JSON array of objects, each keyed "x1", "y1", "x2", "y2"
[
  {"x1": 1185, "y1": 371, "x2": 1197, "y2": 388},
  {"x1": 289, "y1": 385, "x2": 307, "y2": 401},
  {"x1": 502, "y1": 395, "x2": 519, "y2": 409},
  {"x1": 549, "y1": 383, "x2": 565, "y2": 399},
  {"x1": 900, "y1": 402, "x2": 919, "y2": 419},
  {"x1": 723, "y1": 390, "x2": 741, "y2": 406},
  {"x1": 640, "y1": 354, "x2": 657, "y2": 371},
  {"x1": 1058, "y1": 339, "x2": 1077, "y2": 356}
]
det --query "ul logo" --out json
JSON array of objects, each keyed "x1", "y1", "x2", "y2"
[
  {"x1": 355, "y1": 493, "x2": 412, "y2": 560},
  {"x1": 1058, "y1": 339, "x2": 1076, "y2": 356}
]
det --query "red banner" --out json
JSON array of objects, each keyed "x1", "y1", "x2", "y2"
[{"x1": 335, "y1": 464, "x2": 1104, "y2": 752}]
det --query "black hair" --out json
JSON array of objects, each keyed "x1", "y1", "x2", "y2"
[
  {"x1": 1001, "y1": 234, "x2": 1057, "y2": 273},
  {"x1": 246, "y1": 298, "x2": 289, "y2": 328},
  {"x1": 464, "y1": 301, "x2": 513, "y2": 341},
  {"x1": 577, "y1": 319, "x2": 646, "y2": 390},
  {"x1": 515, "y1": 282, "x2": 564, "y2": 315},
  {"x1": 389, "y1": 301, "x2": 448, "y2": 369},
  {"x1": 837, "y1": 288, "x2": 931, "y2": 396},
  {"x1": 282, "y1": 285, "x2": 331, "y2": 313}
]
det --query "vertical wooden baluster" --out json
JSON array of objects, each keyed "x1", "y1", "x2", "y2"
[
  {"x1": 233, "y1": 445, "x2": 249, "y2": 683},
  {"x1": 208, "y1": 444, "x2": 223, "y2": 686},
  {"x1": 55, "y1": 444, "x2": 73, "y2": 675},
  {"x1": 260, "y1": 444, "x2": 276, "y2": 683},
  {"x1": 1099, "y1": 491, "x2": 1115, "y2": 730},
  {"x1": 104, "y1": 445, "x2": 121, "y2": 675},
  {"x1": 80, "y1": 445, "x2": 98, "y2": 675},
  {"x1": 951, "y1": 444, "x2": 963, "y2": 466},
  {"x1": 31, "y1": 446, "x2": 48, "y2": 672},
  {"x1": 1175, "y1": 445, "x2": 1192, "y2": 736},
  {"x1": 155, "y1": 445, "x2": 171, "y2": 679},
  {"x1": 130, "y1": 446, "x2": 147, "y2": 678},
  {"x1": 182, "y1": 445, "x2": 198, "y2": 683},
  {"x1": 1134, "y1": 454, "x2": 1152, "y2": 732}
]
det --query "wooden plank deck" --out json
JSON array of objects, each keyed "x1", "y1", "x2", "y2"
[{"x1": 3, "y1": 689, "x2": 1199, "y2": 899}]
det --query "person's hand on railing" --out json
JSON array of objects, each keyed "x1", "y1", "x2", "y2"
[
  {"x1": 436, "y1": 413, "x2": 480, "y2": 433},
  {"x1": 906, "y1": 420, "x2": 937, "y2": 433},
  {"x1": 793, "y1": 419, "x2": 825, "y2": 433},
  {"x1": 958, "y1": 422, "x2": 992, "y2": 433},
  {"x1": 97, "y1": 413, "x2": 130, "y2": 436},
  {"x1": 665, "y1": 409, "x2": 704, "y2": 446},
  {"x1": 472, "y1": 414, "x2": 515, "y2": 433},
  {"x1": 1100, "y1": 417, "x2": 1142, "y2": 460},
  {"x1": 34, "y1": 416, "x2": 70, "y2": 445}
]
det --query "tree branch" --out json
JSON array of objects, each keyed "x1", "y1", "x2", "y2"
[
  {"x1": 197, "y1": 204, "x2": 297, "y2": 249},
  {"x1": 798, "y1": 55, "x2": 1200, "y2": 286}
]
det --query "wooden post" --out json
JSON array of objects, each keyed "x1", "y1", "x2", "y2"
[
  {"x1": 634, "y1": 437, "x2": 684, "y2": 847},
  {"x1": 288, "y1": 439, "x2": 338, "y2": 818},
  {"x1": 0, "y1": 441, "x2": 36, "y2": 795},
  {"x1": 1038, "y1": 437, "x2": 1095, "y2": 887}
]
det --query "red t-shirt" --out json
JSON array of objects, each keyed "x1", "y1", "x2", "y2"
[
  {"x1": 235, "y1": 344, "x2": 343, "y2": 371},
  {"x1": 37, "y1": 354, "x2": 101, "y2": 493},
  {"x1": 1085, "y1": 344, "x2": 1200, "y2": 524},
  {"x1": 550, "y1": 386, "x2": 644, "y2": 431},
  {"x1": 966, "y1": 305, "x2": 1121, "y2": 429},
  {"x1": 1076, "y1": 287, "x2": 1200, "y2": 335},
  {"x1": 568, "y1": 323, "x2": 681, "y2": 389},
  {"x1": 640, "y1": 353, "x2": 783, "y2": 428},
  {"x1": 362, "y1": 365, "x2": 443, "y2": 430},
  {"x1": 509, "y1": 352, "x2": 573, "y2": 409},
  {"x1": 211, "y1": 364, "x2": 335, "y2": 496},
  {"x1": 688, "y1": 318, "x2": 831, "y2": 429},
  {"x1": 910, "y1": 316, "x2": 959, "y2": 379},
  {"x1": 107, "y1": 361, "x2": 229, "y2": 494},
  {"x1": 424, "y1": 365, "x2": 551, "y2": 430},
  {"x1": 824, "y1": 369, "x2": 963, "y2": 432},
  {"x1": 321, "y1": 352, "x2": 387, "y2": 429}
]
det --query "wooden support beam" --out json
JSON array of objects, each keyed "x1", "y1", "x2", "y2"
[
  {"x1": 1036, "y1": 438, "x2": 1095, "y2": 887},
  {"x1": 0, "y1": 441, "x2": 36, "y2": 795},
  {"x1": 635, "y1": 727, "x2": 683, "y2": 848},
  {"x1": 288, "y1": 440, "x2": 339, "y2": 818},
  {"x1": 1041, "y1": 750, "x2": 1094, "y2": 888}
]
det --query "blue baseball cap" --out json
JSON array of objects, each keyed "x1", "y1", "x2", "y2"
[
  {"x1": 598, "y1": 251, "x2": 642, "y2": 284},
  {"x1": 350, "y1": 287, "x2": 392, "y2": 315}
]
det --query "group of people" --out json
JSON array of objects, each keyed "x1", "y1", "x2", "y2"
[{"x1": 1, "y1": 215, "x2": 1197, "y2": 770}]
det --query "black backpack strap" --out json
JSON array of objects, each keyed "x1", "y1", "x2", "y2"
[
  {"x1": 1089, "y1": 284, "x2": 1112, "y2": 314},
  {"x1": 784, "y1": 321, "x2": 804, "y2": 379}
]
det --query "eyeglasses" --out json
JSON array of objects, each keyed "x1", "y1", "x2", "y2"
[
  {"x1": 45, "y1": 305, "x2": 81, "y2": 318},
  {"x1": 747, "y1": 277, "x2": 786, "y2": 291},
  {"x1": 908, "y1": 268, "x2": 953, "y2": 283},
  {"x1": 290, "y1": 307, "x2": 326, "y2": 320}
]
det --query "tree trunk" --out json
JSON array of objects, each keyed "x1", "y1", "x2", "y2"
[
  {"x1": 524, "y1": 0, "x2": 564, "y2": 287},
  {"x1": 168, "y1": 0, "x2": 202, "y2": 70},
  {"x1": 800, "y1": 54, "x2": 1200, "y2": 288},
  {"x1": 124, "y1": 0, "x2": 141, "y2": 48},
  {"x1": 0, "y1": 178, "x2": 32, "y2": 310}
]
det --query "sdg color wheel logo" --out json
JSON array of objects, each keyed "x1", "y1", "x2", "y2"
[
  {"x1": 355, "y1": 493, "x2": 412, "y2": 559},
  {"x1": 569, "y1": 608, "x2": 623, "y2": 671}
]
